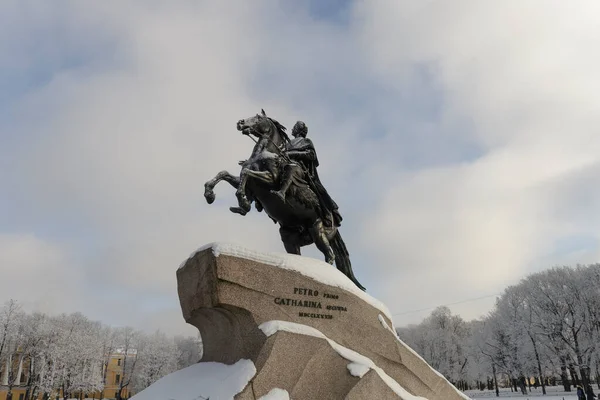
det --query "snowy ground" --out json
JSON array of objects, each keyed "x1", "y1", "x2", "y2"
[
  {"x1": 130, "y1": 359, "x2": 257, "y2": 400},
  {"x1": 130, "y1": 363, "x2": 588, "y2": 400},
  {"x1": 465, "y1": 386, "x2": 582, "y2": 400}
]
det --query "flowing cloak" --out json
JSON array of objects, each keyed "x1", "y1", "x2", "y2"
[{"x1": 286, "y1": 137, "x2": 343, "y2": 227}]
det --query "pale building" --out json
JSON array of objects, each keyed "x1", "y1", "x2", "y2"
[{"x1": 0, "y1": 351, "x2": 135, "y2": 400}]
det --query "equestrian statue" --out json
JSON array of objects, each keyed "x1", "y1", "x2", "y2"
[{"x1": 204, "y1": 110, "x2": 365, "y2": 291}]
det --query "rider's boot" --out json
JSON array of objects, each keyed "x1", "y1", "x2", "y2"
[
  {"x1": 271, "y1": 189, "x2": 287, "y2": 202},
  {"x1": 271, "y1": 164, "x2": 294, "y2": 203}
]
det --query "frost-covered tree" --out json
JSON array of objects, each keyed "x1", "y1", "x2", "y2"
[
  {"x1": 0, "y1": 299, "x2": 21, "y2": 385},
  {"x1": 173, "y1": 334, "x2": 202, "y2": 369},
  {"x1": 490, "y1": 288, "x2": 541, "y2": 395},
  {"x1": 0, "y1": 304, "x2": 200, "y2": 398},
  {"x1": 133, "y1": 331, "x2": 179, "y2": 393},
  {"x1": 43, "y1": 313, "x2": 104, "y2": 399},
  {"x1": 14, "y1": 312, "x2": 48, "y2": 400},
  {"x1": 397, "y1": 307, "x2": 470, "y2": 388},
  {"x1": 98, "y1": 325, "x2": 117, "y2": 400},
  {"x1": 393, "y1": 263, "x2": 600, "y2": 394},
  {"x1": 114, "y1": 326, "x2": 140, "y2": 400},
  {"x1": 469, "y1": 319, "x2": 499, "y2": 395},
  {"x1": 526, "y1": 267, "x2": 596, "y2": 391},
  {"x1": 574, "y1": 264, "x2": 600, "y2": 389},
  {"x1": 479, "y1": 309, "x2": 529, "y2": 394},
  {"x1": 1, "y1": 303, "x2": 26, "y2": 400}
]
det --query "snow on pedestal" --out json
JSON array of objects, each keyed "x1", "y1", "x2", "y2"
[
  {"x1": 259, "y1": 320, "x2": 428, "y2": 400},
  {"x1": 257, "y1": 388, "x2": 290, "y2": 400},
  {"x1": 148, "y1": 242, "x2": 475, "y2": 399},
  {"x1": 179, "y1": 242, "x2": 392, "y2": 319}
]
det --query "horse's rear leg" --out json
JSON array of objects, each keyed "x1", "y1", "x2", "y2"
[
  {"x1": 204, "y1": 171, "x2": 240, "y2": 204},
  {"x1": 309, "y1": 219, "x2": 335, "y2": 264},
  {"x1": 279, "y1": 226, "x2": 301, "y2": 256}
]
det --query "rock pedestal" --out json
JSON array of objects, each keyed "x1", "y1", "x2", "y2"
[{"x1": 176, "y1": 243, "x2": 470, "y2": 400}]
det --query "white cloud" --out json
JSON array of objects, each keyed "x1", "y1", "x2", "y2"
[
  {"x1": 2, "y1": 0, "x2": 600, "y2": 333},
  {"x1": 0, "y1": 234, "x2": 81, "y2": 313},
  {"x1": 2, "y1": 1, "x2": 293, "y2": 334},
  {"x1": 351, "y1": 0, "x2": 600, "y2": 324}
]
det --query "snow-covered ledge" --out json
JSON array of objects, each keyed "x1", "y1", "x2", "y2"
[{"x1": 174, "y1": 242, "x2": 471, "y2": 400}]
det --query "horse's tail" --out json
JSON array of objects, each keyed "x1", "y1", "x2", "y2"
[{"x1": 331, "y1": 231, "x2": 366, "y2": 291}]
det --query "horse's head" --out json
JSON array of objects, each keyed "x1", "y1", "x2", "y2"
[
  {"x1": 236, "y1": 109, "x2": 290, "y2": 145},
  {"x1": 237, "y1": 109, "x2": 271, "y2": 137}
]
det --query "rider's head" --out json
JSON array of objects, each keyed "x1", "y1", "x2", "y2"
[{"x1": 292, "y1": 121, "x2": 308, "y2": 138}]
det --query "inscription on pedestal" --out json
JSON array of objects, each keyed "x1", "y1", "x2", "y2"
[{"x1": 273, "y1": 287, "x2": 348, "y2": 320}]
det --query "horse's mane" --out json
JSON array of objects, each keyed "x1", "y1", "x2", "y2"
[{"x1": 267, "y1": 117, "x2": 291, "y2": 144}]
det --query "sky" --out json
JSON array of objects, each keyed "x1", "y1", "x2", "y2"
[{"x1": 2, "y1": 0, "x2": 600, "y2": 337}]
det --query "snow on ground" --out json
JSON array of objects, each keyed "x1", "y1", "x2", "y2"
[
  {"x1": 465, "y1": 386, "x2": 580, "y2": 399},
  {"x1": 259, "y1": 320, "x2": 428, "y2": 400},
  {"x1": 180, "y1": 242, "x2": 392, "y2": 320},
  {"x1": 257, "y1": 388, "x2": 290, "y2": 400},
  {"x1": 130, "y1": 359, "x2": 256, "y2": 400}
]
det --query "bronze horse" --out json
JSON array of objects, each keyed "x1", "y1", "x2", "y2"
[{"x1": 204, "y1": 110, "x2": 365, "y2": 291}]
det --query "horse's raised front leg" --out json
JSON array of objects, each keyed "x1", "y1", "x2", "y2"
[
  {"x1": 235, "y1": 168, "x2": 276, "y2": 213},
  {"x1": 204, "y1": 170, "x2": 241, "y2": 204},
  {"x1": 234, "y1": 168, "x2": 254, "y2": 214}
]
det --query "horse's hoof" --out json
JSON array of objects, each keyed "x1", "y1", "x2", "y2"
[
  {"x1": 238, "y1": 198, "x2": 251, "y2": 211},
  {"x1": 229, "y1": 207, "x2": 247, "y2": 216},
  {"x1": 205, "y1": 191, "x2": 215, "y2": 204}
]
